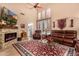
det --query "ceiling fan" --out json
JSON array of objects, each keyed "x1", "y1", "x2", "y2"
[
  {"x1": 28, "y1": 3, "x2": 43, "y2": 9},
  {"x1": 20, "y1": 3, "x2": 43, "y2": 15}
]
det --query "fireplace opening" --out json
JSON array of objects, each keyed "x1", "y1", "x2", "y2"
[{"x1": 5, "y1": 32, "x2": 17, "y2": 42}]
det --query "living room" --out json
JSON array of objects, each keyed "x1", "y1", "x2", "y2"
[{"x1": 0, "y1": 3, "x2": 79, "y2": 56}]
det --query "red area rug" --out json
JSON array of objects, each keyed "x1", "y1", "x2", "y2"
[{"x1": 13, "y1": 40, "x2": 75, "y2": 56}]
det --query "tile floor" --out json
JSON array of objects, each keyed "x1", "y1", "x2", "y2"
[
  {"x1": 0, "y1": 45, "x2": 20, "y2": 56},
  {"x1": 0, "y1": 37, "x2": 30, "y2": 56}
]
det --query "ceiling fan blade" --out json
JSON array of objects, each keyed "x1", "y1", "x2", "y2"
[
  {"x1": 35, "y1": 3, "x2": 39, "y2": 6},
  {"x1": 27, "y1": 3, "x2": 35, "y2": 7},
  {"x1": 34, "y1": 3, "x2": 39, "y2": 8},
  {"x1": 25, "y1": 5, "x2": 34, "y2": 9},
  {"x1": 29, "y1": 7, "x2": 34, "y2": 9},
  {"x1": 36, "y1": 6, "x2": 42, "y2": 8}
]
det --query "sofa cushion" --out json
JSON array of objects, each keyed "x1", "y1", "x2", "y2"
[
  {"x1": 64, "y1": 34, "x2": 75, "y2": 39},
  {"x1": 63, "y1": 39, "x2": 73, "y2": 43}
]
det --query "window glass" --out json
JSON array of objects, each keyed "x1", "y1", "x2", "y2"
[
  {"x1": 38, "y1": 12, "x2": 41, "y2": 20},
  {"x1": 46, "y1": 8, "x2": 51, "y2": 18},
  {"x1": 41, "y1": 10, "x2": 45, "y2": 19}
]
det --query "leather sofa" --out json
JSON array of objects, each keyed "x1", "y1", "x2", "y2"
[{"x1": 51, "y1": 30, "x2": 77, "y2": 47}]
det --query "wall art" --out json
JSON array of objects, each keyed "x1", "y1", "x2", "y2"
[{"x1": 58, "y1": 18, "x2": 66, "y2": 29}]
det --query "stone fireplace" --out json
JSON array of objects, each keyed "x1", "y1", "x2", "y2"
[{"x1": 0, "y1": 29, "x2": 18, "y2": 49}]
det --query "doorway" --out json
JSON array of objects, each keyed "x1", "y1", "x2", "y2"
[{"x1": 27, "y1": 23, "x2": 33, "y2": 39}]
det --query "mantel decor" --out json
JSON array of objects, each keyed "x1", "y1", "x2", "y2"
[
  {"x1": 0, "y1": 24, "x2": 18, "y2": 29},
  {"x1": 58, "y1": 18, "x2": 66, "y2": 29}
]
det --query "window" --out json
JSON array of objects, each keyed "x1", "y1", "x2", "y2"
[
  {"x1": 37, "y1": 8, "x2": 51, "y2": 32},
  {"x1": 46, "y1": 8, "x2": 51, "y2": 18},
  {"x1": 41, "y1": 10, "x2": 45, "y2": 19},
  {"x1": 38, "y1": 12, "x2": 41, "y2": 20},
  {"x1": 27, "y1": 23, "x2": 33, "y2": 38}
]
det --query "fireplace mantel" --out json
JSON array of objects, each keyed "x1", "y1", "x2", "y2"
[{"x1": 0, "y1": 28, "x2": 18, "y2": 49}]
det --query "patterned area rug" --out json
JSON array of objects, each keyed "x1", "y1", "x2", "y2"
[{"x1": 13, "y1": 40, "x2": 75, "y2": 56}]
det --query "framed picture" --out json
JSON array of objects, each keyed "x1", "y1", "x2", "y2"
[
  {"x1": 20, "y1": 24, "x2": 25, "y2": 28},
  {"x1": 1, "y1": 7, "x2": 17, "y2": 25}
]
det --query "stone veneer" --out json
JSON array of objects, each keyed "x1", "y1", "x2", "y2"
[{"x1": 0, "y1": 29, "x2": 18, "y2": 49}]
